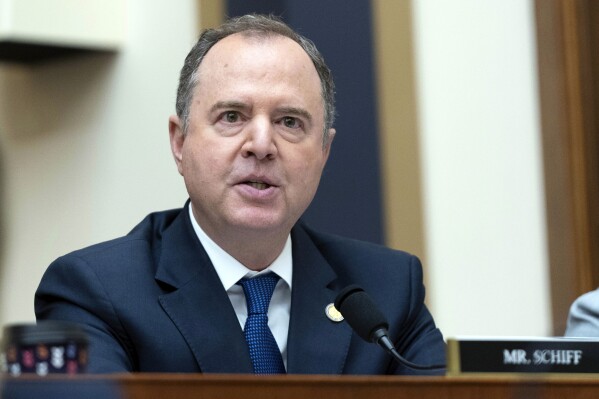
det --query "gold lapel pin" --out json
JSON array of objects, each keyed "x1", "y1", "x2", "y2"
[{"x1": 325, "y1": 303, "x2": 344, "y2": 322}]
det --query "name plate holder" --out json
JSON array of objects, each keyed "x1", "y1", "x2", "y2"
[{"x1": 447, "y1": 337, "x2": 599, "y2": 375}]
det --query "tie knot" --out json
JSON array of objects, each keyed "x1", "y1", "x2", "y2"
[{"x1": 238, "y1": 274, "x2": 280, "y2": 315}]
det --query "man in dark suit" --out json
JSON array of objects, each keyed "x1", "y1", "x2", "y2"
[{"x1": 35, "y1": 14, "x2": 445, "y2": 375}]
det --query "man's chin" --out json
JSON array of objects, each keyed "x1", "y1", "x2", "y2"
[{"x1": 229, "y1": 213, "x2": 292, "y2": 234}]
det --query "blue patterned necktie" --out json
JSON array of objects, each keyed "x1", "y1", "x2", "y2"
[{"x1": 238, "y1": 274, "x2": 286, "y2": 374}]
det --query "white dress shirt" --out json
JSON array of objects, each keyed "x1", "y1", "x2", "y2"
[{"x1": 188, "y1": 206, "x2": 292, "y2": 368}]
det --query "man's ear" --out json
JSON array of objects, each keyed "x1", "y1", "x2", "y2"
[
  {"x1": 169, "y1": 115, "x2": 185, "y2": 176},
  {"x1": 323, "y1": 128, "x2": 336, "y2": 161}
]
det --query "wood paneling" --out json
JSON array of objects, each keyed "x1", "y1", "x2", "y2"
[
  {"x1": 198, "y1": 0, "x2": 224, "y2": 31},
  {"x1": 372, "y1": 1, "x2": 427, "y2": 264},
  {"x1": 7, "y1": 374, "x2": 599, "y2": 399},
  {"x1": 535, "y1": 0, "x2": 599, "y2": 334}
]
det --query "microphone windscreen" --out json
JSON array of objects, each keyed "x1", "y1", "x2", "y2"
[{"x1": 334, "y1": 285, "x2": 389, "y2": 343}]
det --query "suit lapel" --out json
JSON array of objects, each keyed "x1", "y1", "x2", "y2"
[
  {"x1": 155, "y1": 206, "x2": 253, "y2": 373},
  {"x1": 286, "y1": 225, "x2": 353, "y2": 374},
  {"x1": 153, "y1": 207, "x2": 353, "y2": 374}
]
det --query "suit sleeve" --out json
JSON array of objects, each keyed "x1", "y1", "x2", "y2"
[
  {"x1": 565, "y1": 288, "x2": 599, "y2": 337},
  {"x1": 35, "y1": 255, "x2": 135, "y2": 372},
  {"x1": 389, "y1": 255, "x2": 446, "y2": 375}
]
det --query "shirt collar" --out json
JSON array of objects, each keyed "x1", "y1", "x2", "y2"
[{"x1": 188, "y1": 205, "x2": 293, "y2": 291}]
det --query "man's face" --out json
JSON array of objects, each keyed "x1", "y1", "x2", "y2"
[{"x1": 170, "y1": 33, "x2": 334, "y2": 241}]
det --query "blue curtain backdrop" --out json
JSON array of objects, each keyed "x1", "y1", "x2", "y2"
[{"x1": 227, "y1": 0, "x2": 384, "y2": 244}]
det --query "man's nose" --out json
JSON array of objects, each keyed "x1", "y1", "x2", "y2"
[{"x1": 241, "y1": 118, "x2": 277, "y2": 160}]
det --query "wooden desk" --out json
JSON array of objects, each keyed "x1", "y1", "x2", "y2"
[{"x1": 4, "y1": 374, "x2": 599, "y2": 399}]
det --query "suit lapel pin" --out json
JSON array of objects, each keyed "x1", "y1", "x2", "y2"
[{"x1": 325, "y1": 303, "x2": 344, "y2": 322}]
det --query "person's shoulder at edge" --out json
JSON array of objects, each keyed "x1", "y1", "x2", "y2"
[{"x1": 565, "y1": 288, "x2": 599, "y2": 337}]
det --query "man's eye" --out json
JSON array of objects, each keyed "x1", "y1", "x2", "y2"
[
  {"x1": 282, "y1": 116, "x2": 301, "y2": 129},
  {"x1": 222, "y1": 111, "x2": 239, "y2": 123}
]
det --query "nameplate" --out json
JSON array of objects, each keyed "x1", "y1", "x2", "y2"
[{"x1": 447, "y1": 337, "x2": 599, "y2": 374}]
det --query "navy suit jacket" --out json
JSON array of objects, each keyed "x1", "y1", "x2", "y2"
[{"x1": 35, "y1": 204, "x2": 446, "y2": 375}]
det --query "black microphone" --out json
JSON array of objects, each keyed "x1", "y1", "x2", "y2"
[{"x1": 334, "y1": 285, "x2": 445, "y2": 371}]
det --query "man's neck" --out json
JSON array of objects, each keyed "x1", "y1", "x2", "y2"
[
  {"x1": 222, "y1": 232, "x2": 288, "y2": 271},
  {"x1": 189, "y1": 207, "x2": 290, "y2": 271}
]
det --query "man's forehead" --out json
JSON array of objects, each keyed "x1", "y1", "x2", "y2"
[
  {"x1": 192, "y1": 31, "x2": 325, "y2": 123},
  {"x1": 199, "y1": 32, "x2": 312, "y2": 73},
  {"x1": 215, "y1": 30, "x2": 297, "y2": 49}
]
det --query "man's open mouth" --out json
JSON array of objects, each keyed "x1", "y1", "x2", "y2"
[{"x1": 245, "y1": 180, "x2": 272, "y2": 190}]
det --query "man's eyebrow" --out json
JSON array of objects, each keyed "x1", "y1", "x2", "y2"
[
  {"x1": 277, "y1": 106, "x2": 313, "y2": 123},
  {"x1": 209, "y1": 100, "x2": 250, "y2": 113}
]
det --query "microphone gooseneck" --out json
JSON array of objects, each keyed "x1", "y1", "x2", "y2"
[{"x1": 334, "y1": 285, "x2": 445, "y2": 371}]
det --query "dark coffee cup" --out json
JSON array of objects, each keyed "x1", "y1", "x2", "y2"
[{"x1": 1, "y1": 321, "x2": 88, "y2": 376}]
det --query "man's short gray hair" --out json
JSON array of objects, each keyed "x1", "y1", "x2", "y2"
[{"x1": 175, "y1": 14, "x2": 336, "y2": 146}]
